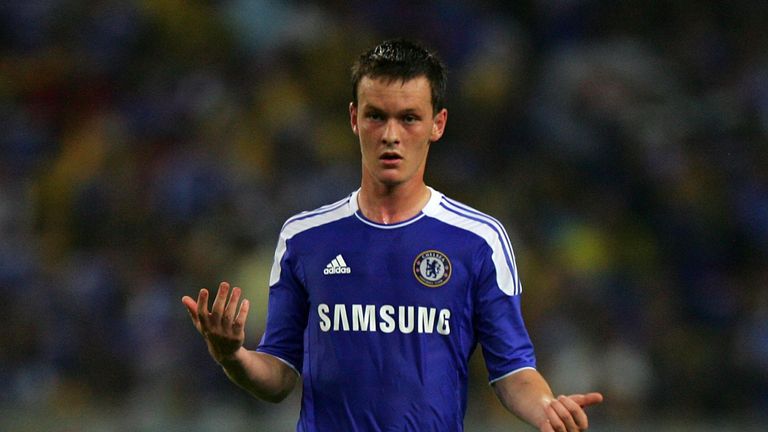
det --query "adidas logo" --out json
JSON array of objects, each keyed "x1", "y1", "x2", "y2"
[{"x1": 324, "y1": 254, "x2": 351, "y2": 275}]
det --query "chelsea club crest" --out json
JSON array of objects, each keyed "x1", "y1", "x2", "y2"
[{"x1": 413, "y1": 250, "x2": 452, "y2": 288}]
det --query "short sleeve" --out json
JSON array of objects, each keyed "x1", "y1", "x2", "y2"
[
  {"x1": 256, "y1": 233, "x2": 309, "y2": 374},
  {"x1": 473, "y1": 243, "x2": 536, "y2": 383}
]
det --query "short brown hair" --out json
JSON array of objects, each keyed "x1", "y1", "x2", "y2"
[{"x1": 351, "y1": 39, "x2": 447, "y2": 114}]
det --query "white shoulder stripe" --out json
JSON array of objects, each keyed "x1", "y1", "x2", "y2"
[
  {"x1": 441, "y1": 198, "x2": 520, "y2": 281},
  {"x1": 444, "y1": 197, "x2": 518, "y2": 265},
  {"x1": 281, "y1": 195, "x2": 351, "y2": 229},
  {"x1": 269, "y1": 196, "x2": 354, "y2": 286},
  {"x1": 425, "y1": 198, "x2": 521, "y2": 296}
]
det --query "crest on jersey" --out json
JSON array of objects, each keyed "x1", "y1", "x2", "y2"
[{"x1": 413, "y1": 250, "x2": 451, "y2": 287}]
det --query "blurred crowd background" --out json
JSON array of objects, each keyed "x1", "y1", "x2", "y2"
[{"x1": 2, "y1": 1, "x2": 767, "y2": 430}]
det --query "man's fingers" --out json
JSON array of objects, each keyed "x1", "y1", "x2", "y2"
[
  {"x1": 559, "y1": 395, "x2": 588, "y2": 429},
  {"x1": 211, "y1": 282, "x2": 230, "y2": 318},
  {"x1": 181, "y1": 295, "x2": 201, "y2": 328},
  {"x1": 224, "y1": 287, "x2": 242, "y2": 323},
  {"x1": 196, "y1": 288, "x2": 211, "y2": 328},
  {"x1": 550, "y1": 399, "x2": 578, "y2": 431},
  {"x1": 568, "y1": 392, "x2": 604, "y2": 408},
  {"x1": 234, "y1": 299, "x2": 250, "y2": 331},
  {"x1": 182, "y1": 295, "x2": 198, "y2": 318},
  {"x1": 545, "y1": 405, "x2": 567, "y2": 432}
]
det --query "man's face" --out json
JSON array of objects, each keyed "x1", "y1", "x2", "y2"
[{"x1": 350, "y1": 75, "x2": 447, "y2": 188}]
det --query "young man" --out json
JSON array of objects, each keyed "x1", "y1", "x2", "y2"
[{"x1": 182, "y1": 39, "x2": 602, "y2": 431}]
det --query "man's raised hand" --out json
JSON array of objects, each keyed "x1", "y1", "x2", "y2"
[{"x1": 182, "y1": 282, "x2": 250, "y2": 364}]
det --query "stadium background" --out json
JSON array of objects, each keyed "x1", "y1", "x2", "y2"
[{"x1": 1, "y1": 1, "x2": 767, "y2": 430}]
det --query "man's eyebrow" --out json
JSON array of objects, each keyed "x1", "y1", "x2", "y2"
[{"x1": 363, "y1": 105, "x2": 422, "y2": 115}]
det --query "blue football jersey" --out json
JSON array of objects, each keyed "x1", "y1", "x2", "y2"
[{"x1": 256, "y1": 188, "x2": 536, "y2": 432}]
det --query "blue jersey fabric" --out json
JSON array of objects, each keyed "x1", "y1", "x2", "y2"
[{"x1": 256, "y1": 188, "x2": 536, "y2": 432}]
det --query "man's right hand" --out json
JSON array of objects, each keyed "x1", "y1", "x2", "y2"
[{"x1": 182, "y1": 281, "x2": 250, "y2": 364}]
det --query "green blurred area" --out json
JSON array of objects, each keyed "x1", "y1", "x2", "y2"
[{"x1": 1, "y1": 1, "x2": 767, "y2": 430}]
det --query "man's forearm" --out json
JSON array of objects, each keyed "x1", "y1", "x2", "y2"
[{"x1": 218, "y1": 347, "x2": 298, "y2": 403}]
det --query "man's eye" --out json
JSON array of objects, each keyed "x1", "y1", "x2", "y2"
[
  {"x1": 367, "y1": 113, "x2": 383, "y2": 121},
  {"x1": 403, "y1": 115, "x2": 418, "y2": 124}
]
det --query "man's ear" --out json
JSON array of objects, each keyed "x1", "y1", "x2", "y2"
[
  {"x1": 350, "y1": 102, "x2": 359, "y2": 135},
  {"x1": 430, "y1": 108, "x2": 448, "y2": 142}
]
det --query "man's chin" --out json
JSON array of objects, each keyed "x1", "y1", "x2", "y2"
[{"x1": 372, "y1": 169, "x2": 403, "y2": 184}]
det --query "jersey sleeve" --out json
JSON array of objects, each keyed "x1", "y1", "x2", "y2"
[
  {"x1": 255, "y1": 230, "x2": 308, "y2": 374},
  {"x1": 473, "y1": 242, "x2": 536, "y2": 383}
]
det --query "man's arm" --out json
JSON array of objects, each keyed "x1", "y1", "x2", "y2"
[
  {"x1": 182, "y1": 282, "x2": 298, "y2": 403},
  {"x1": 218, "y1": 348, "x2": 298, "y2": 403},
  {"x1": 492, "y1": 368, "x2": 603, "y2": 431}
]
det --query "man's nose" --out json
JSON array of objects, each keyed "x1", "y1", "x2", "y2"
[{"x1": 381, "y1": 119, "x2": 400, "y2": 145}]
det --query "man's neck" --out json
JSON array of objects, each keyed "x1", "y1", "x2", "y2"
[{"x1": 357, "y1": 181, "x2": 431, "y2": 225}]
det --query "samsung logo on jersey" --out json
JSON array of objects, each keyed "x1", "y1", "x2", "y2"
[{"x1": 317, "y1": 304, "x2": 451, "y2": 335}]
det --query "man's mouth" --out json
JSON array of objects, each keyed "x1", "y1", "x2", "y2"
[{"x1": 380, "y1": 152, "x2": 403, "y2": 161}]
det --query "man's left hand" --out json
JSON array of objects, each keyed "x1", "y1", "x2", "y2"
[{"x1": 539, "y1": 393, "x2": 604, "y2": 432}]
